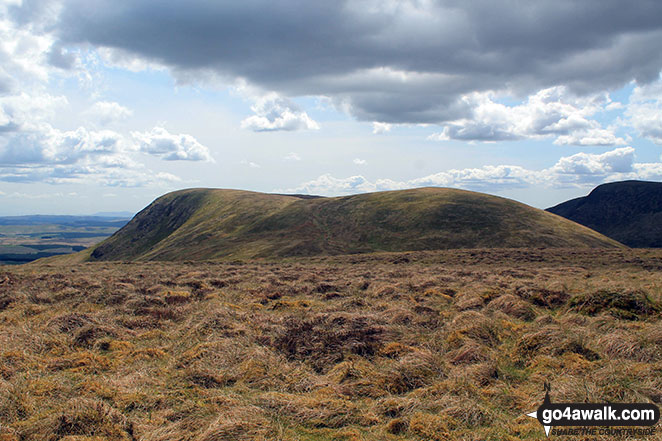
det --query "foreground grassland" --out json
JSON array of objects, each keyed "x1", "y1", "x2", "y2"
[{"x1": 1, "y1": 249, "x2": 661, "y2": 440}]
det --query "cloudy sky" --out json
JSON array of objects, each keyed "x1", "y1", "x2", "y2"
[{"x1": 1, "y1": 0, "x2": 662, "y2": 215}]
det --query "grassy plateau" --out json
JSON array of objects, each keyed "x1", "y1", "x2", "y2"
[{"x1": 1, "y1": 248, "x2": 661, "y2": 440}]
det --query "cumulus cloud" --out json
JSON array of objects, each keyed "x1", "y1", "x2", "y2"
[
  {"x1": 131, "y1": 127, "x2": 214, "y2": 162},
  {"x1": 283, "y1": 152, "x2": 301, "y2": 161},
  {"x1": 240, "y1": 93, "x2": 319, "y2": 132},
  {"x1": 0, "y1": 123, "x2": 182, "y2": 186},
  {"x1": 0, "y1": 4, "x2": 201, "y2": 187},
  {"x1": 429, "y1": 87, "x2": 627, "y2": 145},
  {"x1": 85, "y1": 101, "x2": 133, "y2": 125},
  {"x1": 372, "y1": 122, "x2": 392, "y2": 134},
  {"x1": 282, "y1": 147, "x2": 661, "y2": 196},
  {"x1": 553, "y1": 127, "x2": 628, "y2": 146},
  {"x1": 625, "y1": 79, "x2": 662, "y2": 144},
  {"x1": 353, "y1": 158, "x2": 366, "y2": 165},
  {"x1": 0, "y1": 125, "x2": 126, "y2": 165},
  {"x1": 0, "y1": 92, "x2": 68, "y2": 133},
  {"x1": 53, "y1": 0, "x2": 662, "y2": 124},
  {"x1": 547, "y1": 147, "x2": 635, "y2": 185},
  {"x1": 0, "y1": 12, "x2": 52, "y2": 89},
  {"x1": 281, "y1": 174, "x2": 382, "y2": 196}
]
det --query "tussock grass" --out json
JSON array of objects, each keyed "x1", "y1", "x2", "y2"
[{"x1": 0, "y1": 248, "x2": 661, "y2": 440}]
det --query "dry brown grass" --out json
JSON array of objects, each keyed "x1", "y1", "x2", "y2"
[{"x1": 0, "y1": 248, "x2": 660, "y2": 440}]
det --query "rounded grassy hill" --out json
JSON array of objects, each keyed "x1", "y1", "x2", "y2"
[{"x1": 86, "y1": 187, "x2": 623, "y2": 261}]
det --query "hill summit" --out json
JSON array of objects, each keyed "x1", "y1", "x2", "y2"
[
  {"x1": 547, "y1": 180, "x2": 662, "y2": 248},
  {"x1": 86, "y1": 187, "x2": 622, "y2": 261}
]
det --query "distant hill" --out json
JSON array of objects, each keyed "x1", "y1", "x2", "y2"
[
  {"x1": 0, "y1": 215, "x2": 130, "y2": 228},
  {"x1": 92, "y1": 211, "x2": 136, "y2": 218},
  {"x1": 0, "y1": 215, "x2": 130, "y2": 265},
  {"x1": 79, "y1": 187, "x2": 622, "y2": 262},
  {"x1": 547, "y1": 180, "x2": 662, "y2": 248}
]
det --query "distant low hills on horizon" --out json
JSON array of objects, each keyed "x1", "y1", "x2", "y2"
[
  {"x1": 71, "y1": 186, "x2": 622, "y2": 263},
  {"x1": 0, "y1": 214, "x2": 131, "y2": 265},
  {"x1": 547, "y1": 180, "x2": 662, "y2": 248},
  {"x1": 0, "y1": 214, "x2": 131, "y2": 227}
]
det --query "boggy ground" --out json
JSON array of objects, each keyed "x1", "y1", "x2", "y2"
[{"x1": 0, "y1": 248, "x2": 661, "y2": 440}]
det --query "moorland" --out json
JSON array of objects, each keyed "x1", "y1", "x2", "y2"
[{"x1": 1, "y1": 248, "x2": 660, "y2": 440}]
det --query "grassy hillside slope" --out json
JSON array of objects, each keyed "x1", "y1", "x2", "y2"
[
  {"x1": 547, "y1": 180, "x2": 662, "y2": 247},
  {"x1": 88, "y1": 187, "x2": 623, "y2": 262}
]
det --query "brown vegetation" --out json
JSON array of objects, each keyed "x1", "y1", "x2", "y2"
[{"x1": 0, "y1": 248, "x2": 661, "y2": 440}]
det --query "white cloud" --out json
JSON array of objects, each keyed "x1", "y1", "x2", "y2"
[
  {"x1": 553, "y1": 127, "x2": 628, "y2": 146},
  {"x1": 0, "y1": 92, "x2": 68, "y2": 132},
  {"x1": 282, "y1": 147, "x2": 660, "y2": 196},
  {"x1": 409, "y1": 165, "x2": 540, "y2": 191},
  {"x1": 0, "y1": 14, "x2": 52, "y2": 89},
  {"x1": 0, "y1": 144, "x2": 181, "y2": 187},
  {"x1": 625, "y1": 78, "x2": 662, "y2": 144},
  {"x1": 429, "y1": 87, "x2": 627, "y2": 146},
  {"x1": 0, "y1": 121, "x2": 193, "y2": 186},
  {"x1": 85, "y1": 101, "x2": 133, "y2": 125},
  {"x1": 632, "y1": 162, "x2": 662, "y2": 180},
  {"x1": 372, "y1": 122, "x2": 392, "y2": 134},
  {"x1": 353, "y1": 158, "x2": 366, "y2": 165},
  {"x1": 606, "y1": 101, "x2": 624, "y2": 111},
  {"x1": 240, "y1": 92, "x2": 319, "y2": 132},
  {"x1": 280, "y1": 174, "x2": 379, "y2": 196},
  {"x1": 283, "y1": 152, "x2": 301, "y2": 161},
  {"x1": 0, "y1": 124, "x2": 126, "y2": 165},
  {"x1": 0, "y1": 6, "x2": 194, "y2": 188},
  {"x1": 543, "y1": 147, "x2": 637, "y2": 184},
  {"x1": 132, "y1": 126, "x2": 214, "y2": 162},
  {"x1": 240, "y1": 160, "x2": 260, "y2": 168}
]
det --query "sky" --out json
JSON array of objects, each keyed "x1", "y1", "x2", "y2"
[{"x1": 1, "y1": 0, "x2": 662, "y2": 215}]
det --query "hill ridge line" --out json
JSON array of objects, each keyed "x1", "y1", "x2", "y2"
[{"x1": 82, "y1": 187, "x2": 623, "y2": 262}]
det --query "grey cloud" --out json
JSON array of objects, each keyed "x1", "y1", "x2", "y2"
[
  {"x1": 53, "y1": 0, "x2": 662, "y2": 124},
  {"x1": 7, "y1": 0, "x2": 55, "y2": 26},
  {"x1": 0, "y1": 73, "x2": 13, "y2": 96},
  {"x1": 47, "y1": 43, "x2": 77, "y2": 70},
  {"x1": 0, "y1": 122, "x2": 20, "y2": 133}
]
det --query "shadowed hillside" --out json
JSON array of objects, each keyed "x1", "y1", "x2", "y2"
[
  {"x1": 87, "y1": 187, "x2": 623, "y2": 262},
  {"x1": 547, "y1": 180, "x2": 662, "y2": 248}
]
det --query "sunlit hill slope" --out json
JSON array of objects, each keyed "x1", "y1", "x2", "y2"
[{"x1": 85, "y1": 187, "x2": 623, "y2": 262}]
